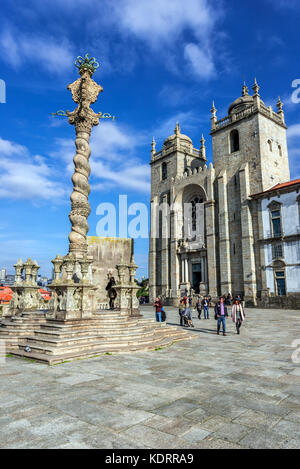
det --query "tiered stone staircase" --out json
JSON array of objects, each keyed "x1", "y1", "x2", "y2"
[
  {"x1": 12, "y1": 311, "x2": 191, "y2": 365},
  {"x1": 0, "y1": 312, "x2": 47, "y2": 351}
]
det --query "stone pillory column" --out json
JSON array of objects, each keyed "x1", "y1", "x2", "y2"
[
  {"x1": 67, "y1": 55, "x2": 103, "y2": 256},
  {"x1": 49, "y1": 55, "x2": 103, "y2": 321}
]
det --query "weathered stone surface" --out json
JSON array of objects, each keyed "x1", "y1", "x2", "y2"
[{"x1": 0, "y1": 305, "x2": 299, "y2": 449}]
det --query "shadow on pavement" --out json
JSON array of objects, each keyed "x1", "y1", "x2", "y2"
[{"x1": 166, "y1": 322, "x2": 218, "y2": 335}]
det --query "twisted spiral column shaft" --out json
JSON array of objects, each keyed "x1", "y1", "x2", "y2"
[{"x1": 68, "y1": 129, "x2": 92, "y2": 255}]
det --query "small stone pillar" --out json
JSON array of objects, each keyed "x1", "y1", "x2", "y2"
[{"x1": 9, "y1": 258, "x2": 44, "y2": 315}]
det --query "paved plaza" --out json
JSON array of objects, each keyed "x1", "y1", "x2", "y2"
[{"x1": 0, "y1": 306, "x2": 299, "y2": 449}]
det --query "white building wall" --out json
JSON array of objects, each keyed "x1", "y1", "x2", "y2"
[
  {"x1": 284, "y1": 240, "x2": 300, "y2": 264},
  {"x1": 286, "y1": 266, "x2": 300, "y2": 293},
  {"x1": 261, "y1": 192, "x2": 299, "y2": 238},
  {"x1": 262, "y1": 191, "x2": 300, "y2": 295},
  {"x1": 266, "y1": 267, "x2": 275, "y2": 293}
]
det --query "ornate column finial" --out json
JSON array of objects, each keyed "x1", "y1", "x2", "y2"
[
  {"x1": 210, "y1": 101, "x2": 217, "y2": 131},
  {"x1": 151, "y1": 136, "x2": 156, "y2": 158},
  {"x1": 175, "y1": 122, "x2": 181, "y2": 135},
  {"x1": 276, "y1": 96, "x2": 285, "y2": 123},
  {"x1": 200, "y1": 134, "x2": 206, "y2": 160},
  {"x1": 67, "y1": 54, "x2": 103, "y2": 256},
  {"x1": 252, "y1": 77, "x2": 260, "y2": 97}
]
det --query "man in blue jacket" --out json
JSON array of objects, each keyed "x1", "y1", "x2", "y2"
[{"x1": 214, "y1": 297, "x2": 228, "y2": 336}]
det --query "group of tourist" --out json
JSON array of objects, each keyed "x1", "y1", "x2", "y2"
[{"x1": 153, "y1": 294, "x2": 246, "y2": 336}]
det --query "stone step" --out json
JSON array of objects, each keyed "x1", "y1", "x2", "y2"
[
  {"x1": 17, "y1": 330, "x2": 189, "y2": 358},
  {"x1": 43, "y1": 318, "x2": 139, "y2": 326},
  {"x1": 0, "y1": 321, "x2": 46, "y2": 329},
  {"x1": 25, "y1": 329, "x2": 173, "y2": 347},
  {"x1": 0, "y1": 329, "x2": 37, "y2": 337},
  {"x1": 12, "y1": 335, "x2": 188, "y2": 365},
  {"x1": 39, "y1": 319, "x2": 157, "y2": 331},
  {"x1": 33, "y1": 325, "x2": 163, "y2": 339}
]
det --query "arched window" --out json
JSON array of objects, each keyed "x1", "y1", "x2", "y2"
[
  {"x1": 230, "y1": 129, "x2": 239, "y2": 153},
  {"x1": 162, "y1": 162, "x2": 167, "y2": 180},
  {"x1": 268, "y1": 139, "x2": 273, "y2": 152},
  {"x1": 278, "y1": 145, "x2": 282, "y2": 157}
]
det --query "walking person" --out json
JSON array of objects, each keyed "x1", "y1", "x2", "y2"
[
  {"x1": 105, "y1": 276, "x2": 117, "y2": 310},
  {"x1": 214, "y1": 297, "x2": 228, "y2": 336},
  {"x1": 232, "y1": 299, "x2": 245, "y2": 334},
  {"x1": 196, "y1": 296, "x2": 202, "y2": 319},
  {"x1": 154, "y1": 297, "x2": 163, "y2": 322},
  {"x1": 179, "y1": 297, "x2": 188, "y2": 326},
  {"x1": 202, "y1": 296, "x2": 210, "y2": 319},
  {"x1": 184, "y1": 306, "x2": 194, "y2": 328}
]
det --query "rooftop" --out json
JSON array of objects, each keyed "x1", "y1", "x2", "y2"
[{"x1": 251, "y1": 178, "x2": 300, "y2": 198}]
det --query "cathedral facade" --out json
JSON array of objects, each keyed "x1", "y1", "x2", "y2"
[{"x1": 149, "y1": 81, "x2": 300, "y2": 307}]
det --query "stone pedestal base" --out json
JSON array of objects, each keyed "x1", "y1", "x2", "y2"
[
  {"x1": 49, "y1": 282, "x2": 95, "y2": 321},
  {"x1": 12, "y1": 310, "x2": 193, "y2": 365}
]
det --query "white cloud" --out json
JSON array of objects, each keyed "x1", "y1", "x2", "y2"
[
  {"x1": 113, "y1": 0, "x2": 215, "y2": 45},
  {"x1": 184, "y1": 43, "x2": 215, "y2": 79},
  {"x1": 0, "y1": 0, "x2": 224, "y2": 79},
  {"x1": 111, "y1": 0, "x2": 221, "y2": 79},
  {"x1": 0, "y1": 136, "x2": 66, "y2": 200},
  {"x1": 90, "y1": 121, "x2": 150, "y2": 193},
  {"x1": 51, "y1": 121, "x2": 151, "y2": 194},
  {"x1": 91, "y1": 160, "x2": 150, "y2": 193},
  {"x1": 287, "y1": 123, "x2": 300, "y2": 139},
  {"x1": 0, "y1": 137, "x2": 28, "y2": 157},
  {"x1": 0, "y1": 28, "x2": 73, "y2": 74}
]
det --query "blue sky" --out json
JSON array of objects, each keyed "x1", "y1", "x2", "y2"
[{"x1": 0, "y1": 0, "x2": 300, "y2": 278}]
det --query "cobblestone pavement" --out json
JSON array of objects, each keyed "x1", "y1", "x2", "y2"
[{"x1": 0, "y1": 306, "x2": 299, "y2": 449}]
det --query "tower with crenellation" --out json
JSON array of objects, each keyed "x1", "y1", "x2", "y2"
[
  {"x1": 149, "y1": 79, "x2": 291, "y2": 307},
  {"x1": 210, "y1": 80, "x2": 290, "y2": 304}
]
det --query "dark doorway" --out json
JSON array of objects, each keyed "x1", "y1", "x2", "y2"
[{"x1": 192, "y1": 263, "x2": 202, "y2": 293}]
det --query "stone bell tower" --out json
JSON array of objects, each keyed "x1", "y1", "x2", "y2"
[
  {"x1": 210, "y1": 80, "x2": 290, "y2": 305},
  {"x1": 211, "y1": 80, "x2": 290, "y2": 195}
]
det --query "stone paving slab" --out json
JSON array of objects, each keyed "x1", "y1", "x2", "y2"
[{"x1": 0, "y1": 306, "x2": 299, "y2": 449}]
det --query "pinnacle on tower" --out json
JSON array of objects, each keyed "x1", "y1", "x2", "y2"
[
  {"x1": 210, "y1": 101, "x2": 217, "y2": 131},
  {"x1": 151, "y1": 136, "x2": 156, "y2": 156},
  {"x1": 277, "y1": 96, "x2": 283, "y2": 112},
  {"x1": 200, "y1": 134, "x2": 206, "y2": 160},
  {"x1": 211, "y1": 100, "x2": 217, "y2": 115},
  {"x1": 175, "y1": 122, "x2": 181, "y2": 135},
  {"x1": 252, "y1": 77, "x2": 260, "y2": 96},
  {"x1": 276, "y1": 96, "x2": 285, "y2": 123},
  {"x1": 242, "y1": 82, "x2": 249, "y2": 96}
]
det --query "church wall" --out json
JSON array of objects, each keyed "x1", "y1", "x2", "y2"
[
  {"x1": 150, "y1": 86, "x2": 298, "y2": 308},
  {"x1": 257, "y1": 114, "x2": 290, "y2": 191}
]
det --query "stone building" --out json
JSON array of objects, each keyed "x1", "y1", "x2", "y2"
[
  {"x1": 251, "y1": 179, "x2": 300, "y2": 308},
  {"x1": 149, "y1": 80, "x2": 299, "y2": 307}
]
